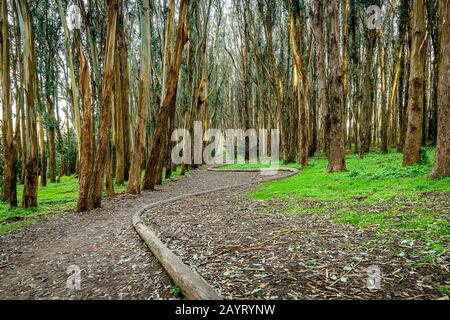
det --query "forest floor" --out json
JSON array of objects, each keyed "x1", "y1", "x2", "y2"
[
  {"x1": 0, "y1": 168, "x2": 289, "y2": 299},
  {"x1": 143, "y1": 150, "x2": 449, "y2": 300},
  {"x1": 0, "y1": 150, "x2": 448, "y2": 300}
]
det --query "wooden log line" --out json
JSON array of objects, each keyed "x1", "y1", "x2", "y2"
[{"x1": 132, "y1": 166, "x2": 299, "y2": 300}]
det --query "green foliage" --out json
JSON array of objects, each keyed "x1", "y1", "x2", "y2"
[
  {"x1": 240, "y1": 150, "x2": 448, "y2": 204},
  {"x1": 371, "y1": 165, "x2": 423, "y2": 179},
  {"x1": 0, "y1": 167, "x2": 184, "y2": 233},
  {"x1": 439, "y1": 285, "x2": 450, "y2": 297},
  {"x1": 171, "y1": 285, "x2": 182, "y2": 298},
  {"x1": 419, "y1": 147, "x2": 431, "y2": 166},
  {"x1": 61, "y1": 128, "x2": 79, "y2": 174}
]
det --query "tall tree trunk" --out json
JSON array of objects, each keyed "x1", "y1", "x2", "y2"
[
  {"x1": 327, "y1": 0, "x2": 346, "y2": 172},
  {"x1": 118, "y1": 8, "x2": 130, "y2": 183},
  {"x1": 46, "y1": 89, "x2": 56, "y2": 183},
  {"x1": 76, "y1": 47, "x2": 94, "y2": 212},
  {"x1": 359, "y1": 30, "x2": 375, "y2": 156},
  {"x1": 290, "y1": 0, "x2": 308, "y2": 166},
  {"x1": 426, "y1": 0, "x2": 439, "y2": 146},
  {"x1": 105, "y1": 144, "x2": 115, "y2": 197},
  {"x1": 403, "y1": 0, "x2": 427, "y2": 166},
  {"x1": 242, "y1": 3, "x2": 251, "y2": 162},
  {"x1": 143, "y1": 0, "x2": 189, "y2": 191},
  {"x1": 17, "y1": 0, "x2": 38, "y2": 208},
  {"x1": 127, "y1": 0, "x2": 153, "y2": 194},
  {"x1": 389, "y1": 44, "x2": 403, "y2": 149},
  {"x1": 20, "y1": 79, "x2": 26, "y2": 184},
  {"x1": 379, "y1": 30, "x2": 388, "y2": 154},
  {"x1": 38, "y1": 111, "x2": 47, "y2": 186},
  {"x1": 45, "y1": 0, "x2": 57, "y2": 183},
  {"x1": 14, "y1": 3, "x2": 25, "y2": 186},
  {"x1": 87, "y1": 0, "x2": 118, "y2": 209},
  {"x1": 342, "y1": 0, "x2": 350, "y2": 152},
  {"x1": 114, "y1": 22, "x2": 125, "y2": 185},
  {"x1": 314, "y1": 0, "x2": 328, "y2": 157},
  {"x1": 1, "y1": 0, "x2": 18, "y2": 206},
  {"x1": 397, "y1": 41, "x2": 410, "y2": 151},
  {"x1": 429, "y1": 0, "x2": 449, "y2": 178},
  {"x1": 56, "y1": 0, "x2": 82, "y2": 165},
  {"x1": 1, "y1": 0, "x2": 14, "y2": 202},
  {"x1": 165, "y1": 112, "x2": 176, "y2": 179}
]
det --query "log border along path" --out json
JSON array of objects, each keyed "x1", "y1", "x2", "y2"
[{"x1": 132, "y1": 166, "x2": 299, "y2": 300}]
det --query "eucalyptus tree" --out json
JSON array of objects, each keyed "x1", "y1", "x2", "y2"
[
  {"x1": 403, "y1": 0, "x2": 427, "y2": 166},
  {"x1": 429, "y1": 0, "x2": 449, "y2": 178},
  {"x1": 127, "y1": 0, "x2": 153, "y2": 195},
  {"x1": 143, "y1": 0, "x2": 189, "y2": 191},
  {"x1": 1, "y1": 0, "x2": 18, "y2": 206},
  {"x1": 16, "y1": 0, "x2": 39, "y2": 208},
  {"x1": 86, "y1": 0, "x2": 118, "y2": 209}
]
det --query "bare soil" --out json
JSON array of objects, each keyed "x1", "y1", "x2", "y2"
[{"x1": 0, "y1": 168, "x2": 279, "y2": 300}]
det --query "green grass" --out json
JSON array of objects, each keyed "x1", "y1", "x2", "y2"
[
  {"x1": 246, "y1": 151, "x2": 449, "y2": 204},
  {"x1": 0, "y1": 168, "x2": 184, "y2": 233},
  {"x1": 439, "y1": 285, "x2": 450, "y2": 297},
  {"x1": 224, "y1": 149, "x2": 450, "y2": 261},
  {"x1": 171, "y1": 284, "x2": 188, "y2": 300}
]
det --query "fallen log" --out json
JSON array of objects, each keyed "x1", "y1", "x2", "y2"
[
  {"x1": 132, "y1": 166, "x2": 299, "y2": 300},
  {"x1": 134, "y1": 221, "x2": 221, "y2": 300}
]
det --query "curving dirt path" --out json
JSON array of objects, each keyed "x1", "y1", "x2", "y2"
[{"x1": 0, "y1": 168, "x2": 290, "y2": 300}]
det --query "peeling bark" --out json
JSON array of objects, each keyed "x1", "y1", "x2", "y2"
[{"x1": 429, "y1": 0, "x2": 449, "y2": 178}]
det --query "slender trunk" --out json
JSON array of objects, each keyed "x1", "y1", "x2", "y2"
[
  {"x1": 242, "y1": 5, "x2": 251, "y2": 162},
  {"x1": 38, "y1": 111, "x2": 47, "y2": 186},
  {"x1": 118, "y1": 10, "x2": 130, "y2": 182},
  {"x1": 379, "y1": 30, "x2": 388, "y2": 154},
  {"x1": 155, "y1": 132, "x2": 165, "y2": 186},
  {"x1": 17, "y1": 0, "x2": 38, "y2": 208},
  {"x1": 327, "y1": 0, "x2": 346, "y2": 172},
  {"x1": 165, "y1": 112, "x2": 175, "y2": 179},
  {"x1": 105, "y1": 144, "x2": 115, "y2": 197},
  {"x1": 114, "y1": 25, "x2": 125, "y2": 185},
  {"x1": 397, "y1": 42, "x2": 410, "y2": 151},
  {"x1": 314, "y1": 0, "x2": 328, "y2": 156},
  {"x1": 290, "y1": 0, "x2": 308, "y2": 166},
  {"x1": 56, "y1": 0, "x2": 82, "y2": 164},
  {"x1": 389, "y1": 44, "x2": 403, "y2": 150},
  {"x1": 1, "y1": 0, "x2": 17, "y2": 205},
  {"x1": 47, "y1": 94, "x2": 56, "y2": 183},
  {"x1": 143, "y1": 0, "x2": 189, "y2": 191},
  {"x1": 342, "y1": 0, "x2": 350, "y2": 152},
  {"x1": 55, "y1": 80, "x2": 63, "y2": 182},
  {"x1": 403, "y1": 0, "x2": 427, "y2": 166},
  {"x1": 20, "y1": 78, "x2": 26, "y2": 184},
  {"x1": 45, "y1": 2, "x2": 56, "y2": 183},
  {"x1": 429, "y1": 0, "x2": 449, "y2": 178},
  {"x1": 360, "y1": 31, "x2": 375, "y2": 156},
  {"x1": 76, "y1": 47, "x2": 94, "y2": 212},
  {"x1": 87, "y1": 0, "x2": 118, "y2": 209},
  {"x1": 127, "y1": 0, "x2": 152, "y2": 194}
]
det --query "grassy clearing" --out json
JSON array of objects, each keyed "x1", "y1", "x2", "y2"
[
  {"x1": 224, "y1": 149, "x2": 449, "y2": 262},
  {"x1": 0, "y1": 168, "x2": 184, "y2": 233}
]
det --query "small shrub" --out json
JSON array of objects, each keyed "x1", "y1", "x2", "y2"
[
  {"x1": 171, "y1": 285, "x2": 182, "y2": 298},
  {"x1": 439, "y1": 285, "x2": 450, "y2": 297},
  {"x1": 419, "y1": 148, "x2": 431, "y2": 166}
]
